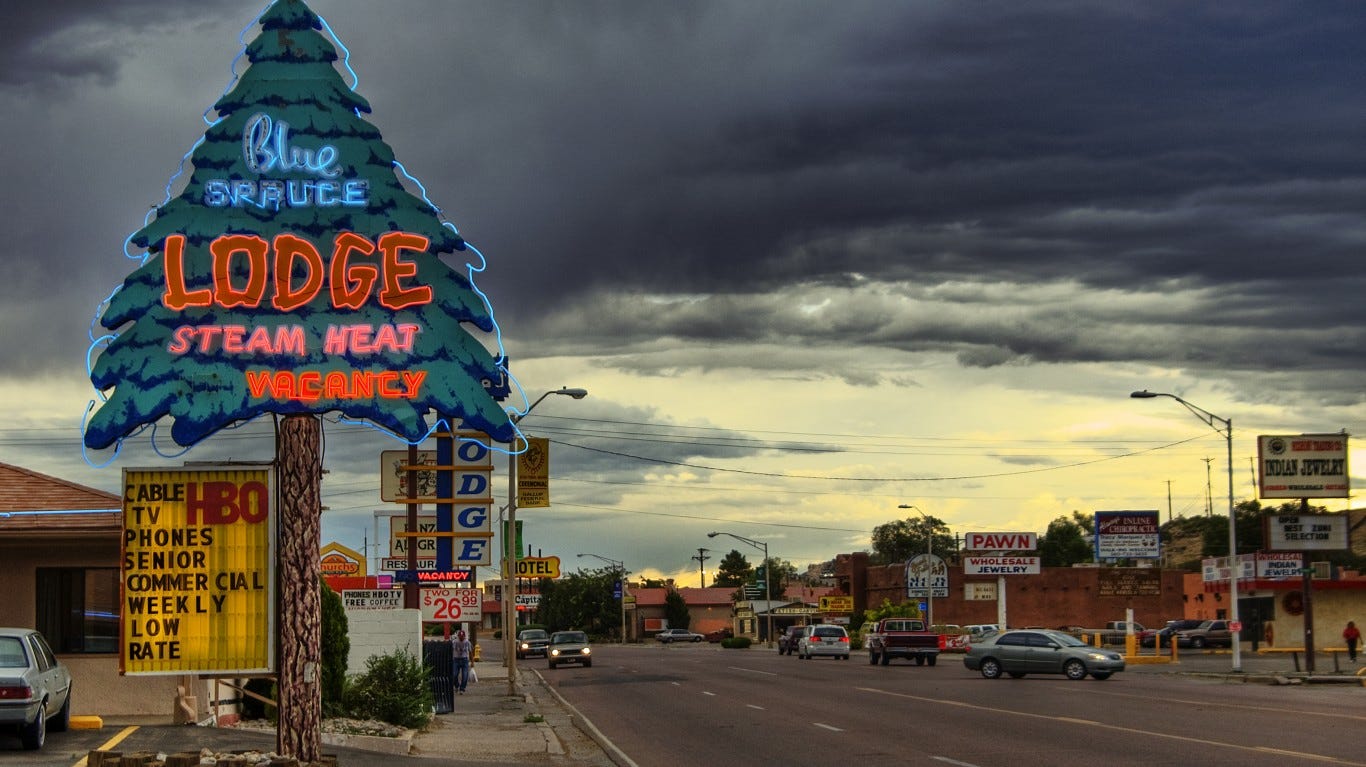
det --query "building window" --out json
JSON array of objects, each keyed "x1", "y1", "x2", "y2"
[{"x1": 36, "y1": 567, "x2": 119, "y2": 654}]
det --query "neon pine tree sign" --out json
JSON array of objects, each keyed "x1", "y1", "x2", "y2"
[{"x1": 85, "y1": 0, "x2": 515, "y2": 451}]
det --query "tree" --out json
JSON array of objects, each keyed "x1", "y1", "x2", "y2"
[
  {"x1": 84, "y1": 0, "x2": 514, "y2": 450},
  {"x1": 871, "y1": 515, "x2": 955, "y2": 565},
  {"x1": 318, "y1": 578, "x2": 349, "y2": 717},
  {"x1": 1038, "y1": 515, "x2": 1093, "y2": 567},
  {"x1": 664, "y1": 589, "x2": 690, "y2": 630},
  {"x1": 535, "y1": 567, "x2": 622, "y2": 638},
  {"x1": 712, "y1": 549, "x2": 752, "y2": 587}
]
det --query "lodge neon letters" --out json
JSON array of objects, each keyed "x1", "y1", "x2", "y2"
[{"x1": 161, "y1": 231, "x2": 433, "y2": 312}]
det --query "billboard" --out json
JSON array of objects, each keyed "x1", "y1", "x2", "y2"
[
  {"x1": 121, "y1": 466, "x2": 275, "y2": 675},
  {"x1": 1258, "y1": 434, "x2": 1350, "y2": 499},
  {"x1": 905, "y1": 553, "x2": 949, "y2": 598},
  {"x1": 1094, "y1": 510, "x2": 1160, "y2": 559},
  {"x1": 517, "y1": 437, "x2": 551, "y2": 507},
  {"x1": 962, "y1": 532, "x2": 1037, "y2": 551},
  {"x1": 963, "y1": 556, "x2": 1040, "y2": 575},
  {"x1": 1263, "y1": 514, "x2": 1350, "y2": 552}
]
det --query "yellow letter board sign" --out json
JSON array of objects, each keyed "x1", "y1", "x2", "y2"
[{"x1": 121, "y1": 466, "x2": 276, "y2": 675}]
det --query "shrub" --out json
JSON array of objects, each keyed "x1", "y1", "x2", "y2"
[
  {"x1": 319, "y1": 579, "x2": 349, "y2": 717},
  {"x1": 344, "y1": 648, "x2": 432, "y2": 729},
  {"x1": 720, "y1": 636, "x2": 752, "y2": 649}
]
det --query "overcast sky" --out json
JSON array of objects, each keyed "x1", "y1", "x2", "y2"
[{"x1": 2, "y1": 1, "x2": 1363, "y2": 585}]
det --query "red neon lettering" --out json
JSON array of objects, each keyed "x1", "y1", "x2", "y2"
[
  {"x1": 243, "y1": 369, "x2": 427, "y2": 400},
  {"x1": 330, "y1": 232, "x2": 377, "y2": 309},
  {"x1": 162, "y1": 235, "x2": 212, "y2": 309},
  {"x1": 272, "y1": 234, "x2": 324, "y2": 311},
  {"x1": 377, "y1": 231, "x2": 432, "y2": 310},
  {"x1": 211, "y1": 235, "x2": 270, "y2": 308}
]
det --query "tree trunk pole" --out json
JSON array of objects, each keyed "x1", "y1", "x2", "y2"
[{"x1": 276, "y1": 415, "x2": 322, "y2": 761}]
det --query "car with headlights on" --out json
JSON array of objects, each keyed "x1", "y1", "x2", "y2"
[
  {"x1": 964, "y1": 629, "x2": 1124, "y2": 680},
  {"x1": 0, "y1": 628, "x2": 73, "y2": 750},
  {"x1": 516, "y1": 628, "x2": 550, "y2": 659},
  {"x1": 548, "y1": 631, "x2": 592, "y2": 669}
]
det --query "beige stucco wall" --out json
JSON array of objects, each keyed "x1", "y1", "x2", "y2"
[{"x1": 0, "y1": 537, "x2": 180, "y2": 719}]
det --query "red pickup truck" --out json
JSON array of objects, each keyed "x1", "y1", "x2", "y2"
[{"x1": 866, "y1": 618, "x2": 942, "y2": 666}]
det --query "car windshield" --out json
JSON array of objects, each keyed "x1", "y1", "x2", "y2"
[
  {"x1": 0, "y1": 636, "x2": 27, "y2": 667},
  {"x1": 1045, "y1": 632, "x2": 1088, "y2": 647},
  {"x1": 520, "y1": 630, "x2": 548, "y2": 640},
  {"x1": 553, "y1": 632, "x2": 587, "y2": 644},
  {"x1": 814, "y1": 627, "x2": 845, "y2": 638}
]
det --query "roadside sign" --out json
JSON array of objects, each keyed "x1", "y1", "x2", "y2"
[
  {"x1": 341, "y1": 589, "x2": 402, "y2": 610},
  {"x1": 420, "y1": 588, "x2": 482, "y2": 622}
]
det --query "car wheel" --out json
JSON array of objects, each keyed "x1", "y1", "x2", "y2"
[
  {"x1": 880, "y1": 650, "x2": 891, "y2": 666},
  {"x1": 980, "y1": 658, "x2": 1002, "y2": 679},
  {"x1": 585, "y1": 660, "x2": 593, "y2": 668},
  {"x1": 914, "y1": 656, "x2": 926, "y2": 666},
  {"x1": 1090, "y1": 672, "x2": 1111, "y2": 680},
  {"x1": 50, "y1": 688, "x2": 71, "y2": 733},
  {"x1": 549, "y1": 661, "x2": 557, "y2": 670},
  {"x1": 868, "y1": 651, "x2": 878, "y2": 665},
  {"x1": 927, "y1": 655, "x2": 937, "y2": 667},
  {"x1": 693, "y1": 637, "x2": 701, "y2": 642},
  {"x1": 842, "y1": 655, "x2": 850, "y2": 660},
  {"x1": 1008, "y1": 671, "x2": 1027, "y2": 678},
  {"x1": 20, "y1": 704, "x2": 46, "y2": 750},
  {"x1": 1191, "y1": 637, "x2": 1206, "y2": 649},
  {"x1": 1064, "y1": 659, "x2": 1088, "y2": 680}
]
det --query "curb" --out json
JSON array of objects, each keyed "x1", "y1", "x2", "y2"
[
  {"x1": 320, "y1": 729, "x2": 414, "y2": 755},
  {"x1": 533, "y1": 669, "x2": 639, "y2": 767}
]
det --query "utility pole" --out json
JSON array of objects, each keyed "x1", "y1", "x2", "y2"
[
  {"x1": 692, "y1": 548, "x2": 711, "y2": 588},
  {"x1": 1203, "y1": 457, "x2": 1214, "y2": 516}
]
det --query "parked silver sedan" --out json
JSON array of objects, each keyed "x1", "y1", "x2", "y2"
[
  {"x1": 0, "y1": 628, "x2": 73, "y2": 749},
  {"x1": 964, "y1": 629, "x2": 1124, "y2": 680}
]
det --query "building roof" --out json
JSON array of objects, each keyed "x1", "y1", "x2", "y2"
[
  {"x1": 630, "y1": 587, "x2": 737, "y2": 608},
  {"x1": 0, "y1": 462, "x2": 121, "y2": 538}
]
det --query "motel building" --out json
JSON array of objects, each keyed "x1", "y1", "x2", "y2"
[{"x1": 0, "y1": 462, "x2": 181, "y2": 718}]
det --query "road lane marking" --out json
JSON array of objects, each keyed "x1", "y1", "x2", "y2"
[
  {"x1": 931, "y1": 757, "x2": 983, "y2": 767},
  {"x1": 727, "y1": 666, "x2": 778, "y2": 676},
  {"x1": 1062, "y1": 685, "x2": 1366, "y2": 723},
  {"x1": 747, "y1": 704, "x2": 765, "y2": 710},
  {"x1": 814, "y1": 723, "x2": 843, "y2": 732},
  {"x1": 856, "y1": 687, "x2": 1365, "y2": 766},
  {"x1": 72, "y1": 726, "x2": 138, "y2": 767},
  {"x1": 702, "y1": 691, "x2": 716, "y2": 696}
]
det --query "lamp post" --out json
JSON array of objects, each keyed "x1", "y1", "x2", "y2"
[
  {"x1": 578, "y1": 553, "x2": 627, "y2": 644},
  {"x1": 898, "y1": 504, "x2": 935, "y2": 629},
  {"x1": 1131, "y1": 389, "x2": 1241, "y2": 672},
  {"x1": 708, "y1": 531, "x2": 773, "y2": 648},
  {"x1": 504, "y1": 386, "x2": 588, "y2": 695}
]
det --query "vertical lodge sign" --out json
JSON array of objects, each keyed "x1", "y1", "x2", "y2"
[
  {"x1": 122, "y1": 467, "x2": 275, "y2": 675},
  {"x1": 83, "y1": 0, "x2": 516, "y2": 453}
]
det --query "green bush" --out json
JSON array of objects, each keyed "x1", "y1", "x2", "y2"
[
  {"x1": 720, "y1": 636, "x2": 752, "y2": 649},
  {"x1": 344, "y1": 648, "x2": 432, "y2": 730},
  {"x1": 319, "y1": 580, "x2": 349, "y2": 717}
]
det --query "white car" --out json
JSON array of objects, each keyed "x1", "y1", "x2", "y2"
[
  {"x1": 0, "y1": 628, "x2": 72, "y2": 750},
  {"x1": 656, "y1": 628, "x2": 704, "y2": 643},
  {"x1": 798, "y1": 624, "x2": 850, "y2": 660}
]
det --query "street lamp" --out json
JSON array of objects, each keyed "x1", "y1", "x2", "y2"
[
  {"x1": 1131, "y1": 389, "x2": 1241, "y2": 672},
  {"x1": 708, "y1": 531, "x2": 773, "y2": 648},
  {"x1": 504, "y1": 386, "x2": 588, "y2": 694},
  {"x1": 578, "y1": 553, "x2": 627, "y2": 644},
  {"x1": 898, "y1": 504, "x2": 935, "y2": 629}
]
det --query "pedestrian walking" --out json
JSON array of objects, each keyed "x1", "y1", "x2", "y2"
[
  {"x1": 452, "y1": 630, "x2": 474, "y2": 693},
  {"x1": 1344, "y1": 621, "x2": 1360, "y2": 662}
]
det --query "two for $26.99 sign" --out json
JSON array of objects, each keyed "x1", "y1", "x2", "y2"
[{"x1": 421, "y1": 588, "x2": 482, "y2": 622}]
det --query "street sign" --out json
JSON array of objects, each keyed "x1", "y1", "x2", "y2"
[{"x1": 420, "y1": 588, "x2": 481, "y2": 622}]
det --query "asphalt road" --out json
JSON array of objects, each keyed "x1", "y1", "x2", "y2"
[{"x1": 543, "y1": 644, "x2": 1366, "y2": 767}]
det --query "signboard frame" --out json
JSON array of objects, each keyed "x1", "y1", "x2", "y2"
[{"x1": 1257, "y1": 434, "x2": 1350, "y2": 499}]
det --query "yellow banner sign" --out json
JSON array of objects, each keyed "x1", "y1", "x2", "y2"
[
  {"x1": 514, "y1": 556, "x2": 561, "y2": 578},
  {"x1": 517, "y1": 437, "x2": 550, "y2": 508},
  {"x1": 121, "y1": 467, "x2": 275, "y2": 675},
  {"x1": 819, "y1": 595, "x2": 854, "y2": 613}
]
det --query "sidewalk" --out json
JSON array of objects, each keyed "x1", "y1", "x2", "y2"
[
  {"x1": 1125, "y1": 643, "x2": 1366, "y2": 684},
  {"x1": 408, "y1": 659, "x2": 624, "y2": 766}
]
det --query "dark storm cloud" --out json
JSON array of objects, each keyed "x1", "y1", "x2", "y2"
[{"x1": 5, "y1": 0, "x2": 1366, "y2": 403}]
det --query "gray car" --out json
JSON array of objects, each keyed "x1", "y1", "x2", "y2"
[
  {"x1": 516, "y1": 629, "x2": 551, "y2": 659},
  {"x1": 547, "y1": 631, "x2": 592, "y2": 669},
  {"x1": 964, "y1": 629, "x2": 1125, "y2": 681},
  {"x1": 0, "y1": 628, "x2": 73, "y2": 749},
  {"x1": 1176, "y1": 620, "x2": 1233, "y2": 649}
]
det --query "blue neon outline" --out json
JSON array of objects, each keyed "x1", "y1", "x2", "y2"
[{"x1": 84, "y1": 0, "x2": 522, "y2": 464}]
